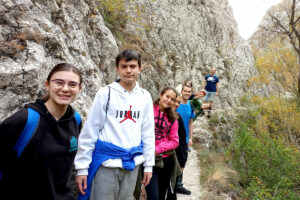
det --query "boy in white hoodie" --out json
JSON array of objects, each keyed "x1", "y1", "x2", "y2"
[{"x1": 75, "y1": 50, "x2": 155, "y2": 200}]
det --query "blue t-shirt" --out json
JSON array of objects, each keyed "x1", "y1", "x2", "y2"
[
  {"x1": 205, "y1": 75, "x2": 219, "y2": 92},
  {"x1": 176, "y1": 103, "x2": 196, "y2": 144}
]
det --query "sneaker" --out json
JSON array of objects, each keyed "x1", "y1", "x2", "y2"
[
  {"x1": 207, "y1": 110, "x2": 211, "y2": 118},
  {"x1": 176, "y1": 187, "x2": 191, "y2": 195}
]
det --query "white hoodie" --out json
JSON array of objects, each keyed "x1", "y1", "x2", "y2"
[{"x1": 75, "y1": 82, "x2": 155, "y2": 175}]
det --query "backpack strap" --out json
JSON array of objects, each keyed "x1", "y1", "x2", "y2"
[
  {"x1": 167, "y1": 120, "x2": 175, "y2": 136},
  {"x1": 105, "y1": 86, "x2": 111, "y2": 113},
  {"x1": 13, "y1": 108, "x2": 40, "y2": 157},
  {"x1": 188, "y1": 100, "x2": 195, "y2": 113},
  {"x1": 74, "y1": 111, "x2": 81, "y2": 127}
]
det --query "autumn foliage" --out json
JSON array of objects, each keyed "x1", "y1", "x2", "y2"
[
  {"x1": 250, "y1": 41, "x2": 299, "y2": 97},
  {"x1": 227, "y1": 40, "x2": 300, "y2": 199}
]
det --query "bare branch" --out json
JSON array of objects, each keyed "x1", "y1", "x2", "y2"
[
  {"x1": 290, "y1": 0, "x2": 296, "y2": 25},
  {"x1": 287, "y1": 33, "x2": 300, "y2": 53},
  {"x1": 267, "y1": 11, "x2": 289, "y2": 33},
  {"x1": 294, "y1": 15, "x2": 300, "y2": 25},
  {"x1": 279, "y1": 4, "x2": 291, "y2": 19},
  {"x1": 258, "y1": 25, "x2": 289, "y2": 35}
]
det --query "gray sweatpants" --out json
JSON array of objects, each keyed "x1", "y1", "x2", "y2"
[{"x1": 90, "y1": 166, "x2": 139, "y2": 200}]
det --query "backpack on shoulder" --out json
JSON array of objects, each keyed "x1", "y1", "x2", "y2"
[
  {"x1": 0, "y1": 107, "x2": 81, "y2": 180},
  {"x1": 13, "y1": 108, "x2": 82, "y2": 157}
]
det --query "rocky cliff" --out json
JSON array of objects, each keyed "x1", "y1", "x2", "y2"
[
  {"x1": 0, "y1": 0, "x2": 255, "y2": 121},
  {"x1": 122, "y1": 0, "x2": 256, "y2": 109}
]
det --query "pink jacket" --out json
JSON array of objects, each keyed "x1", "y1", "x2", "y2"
[{"x1": 153, "y1": 104, "x2": 179, "y2": 157}]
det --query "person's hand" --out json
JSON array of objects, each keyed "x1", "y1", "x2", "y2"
[
  {"x1": 193, "y1": 94, "x2": 200, "y2": 99},
  {"x1": 181, "y1": 167, "x2": 184, "y2": 172},
  {"x1": 188, "y1": 139, "x2": 193, "y2": 147},
  {"x1": 76, "y1": 175, "x2": 87, "y2": 195},
  {"x1": 197, "y1": 91, "x2": 205, "y2": 98},
  {"x1": 142, "y1": 172, "x2": 152, "y2": 186},
  {"x1": 216, "y1": 91, "x2": 218, "y2": 96}
]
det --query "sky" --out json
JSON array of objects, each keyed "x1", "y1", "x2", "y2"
[{"x1": 228, "y1": 0, "x2": 283, "y2": 39}]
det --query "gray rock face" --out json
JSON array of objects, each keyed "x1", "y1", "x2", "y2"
[
  {"x1": 124, "y1": 0, "x2": 256, "y2": 109},
  {"x1": 0, "y1": 0, "x2": 255, "y2": 121},
  {"x1": 0, "y1": 0, "x2": 118, "y2": 120}
]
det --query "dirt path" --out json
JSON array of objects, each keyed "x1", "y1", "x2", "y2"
[{"x1": 177, "y1": 147, "x2": 202, "y2": 200}]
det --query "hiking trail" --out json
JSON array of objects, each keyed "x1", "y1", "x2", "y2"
[{"x1": 177, "y1": 147, "x2": 202, "y2": 200}]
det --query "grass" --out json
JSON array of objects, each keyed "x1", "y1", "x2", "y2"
[{"x1": 194, "y1": 140, "x2": 240, "y2": 198}]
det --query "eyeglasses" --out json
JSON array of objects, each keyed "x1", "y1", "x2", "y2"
[{"x1": 51, "y1": 79, "x2": 80, "y2": 90}]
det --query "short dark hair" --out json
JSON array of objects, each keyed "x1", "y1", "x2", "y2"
[{"x1": 116, "y1": 50, "x2": 141, "y2": 67}]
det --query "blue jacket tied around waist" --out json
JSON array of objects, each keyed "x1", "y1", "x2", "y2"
[{"x1": 77, "y1": 140, "x2": 143, "y2": 200}]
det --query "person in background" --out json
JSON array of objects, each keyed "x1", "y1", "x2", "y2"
[
  {"x1": 75, "y1": 50, "x2": 155, "y2": 200},
  {"x1": 176, "y1": 80, "x2": 192, "y2": 99},
  {"x1": 0, "y1": 63, "x2": 83, "y2": 200},
  {"x1": 190, "y1": 89, "x2": 211, "y2": 121},
  {"x1": 145, "y1": 86, "x2": 179, "y2": 200},
  {"x1": 202, "y1": 67, "x2": 219, "y2": 110}
]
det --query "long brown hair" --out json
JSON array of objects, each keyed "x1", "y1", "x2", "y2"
[
  {"x1": 42, "y1": 63, "x2": 82, "y2": 101},
  {"x1": 154, "y1": 86, "x2": 178, "y2": 122}
]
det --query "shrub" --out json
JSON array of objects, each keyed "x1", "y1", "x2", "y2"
[
  {"x1": 227, "y1": 123, "x2": 300, "y2": 199},
  {"x1": 196, "y1": 143, "x2": 239, "y2": 193},
  {"x1": 97, "y1": 0, "x2": 129, "y2": 30}
]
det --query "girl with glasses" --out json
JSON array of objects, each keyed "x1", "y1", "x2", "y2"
[{"x1": 0, "y1": 63, "x2": 82, "y2": 200}]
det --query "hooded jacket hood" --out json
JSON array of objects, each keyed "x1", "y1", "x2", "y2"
[
  {"x1": 109, "y1": 81, "x2": 142, "y2": 95},
  {"x1": 25, "y1": 99, "x2": 76, "y2": 122}
]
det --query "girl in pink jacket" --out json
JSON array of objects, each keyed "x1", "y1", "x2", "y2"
[{"x1": 145, "y1": 86, "x2": 179, "y2": 200}]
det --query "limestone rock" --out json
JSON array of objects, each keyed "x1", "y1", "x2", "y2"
[
  {"x1": 122, "y1": 0, "x2": 256, "y2": 109},
  {"x1": 0, "y1": 0, "x2": 118, "y2": 120},
  {"x1": 0, "y1": 0, "x2": 256, "y2": 121}
]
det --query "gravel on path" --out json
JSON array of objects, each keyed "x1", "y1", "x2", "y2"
[{"x1": 177, "y1": 147, "x2": 203, "y2": 200}]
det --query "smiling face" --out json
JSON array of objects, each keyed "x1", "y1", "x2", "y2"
[
  {"x1": 45, "y1": 71, "x2": 81, "y2": 107},
  {"x1": 181, "y1": 85, "x2": 192, "y2": 101},
  {"x1": 159, "y1": 89, "x2": 177, "y2": 111},
  {"x1": 171, "y1": 96, "x2": 181, "y2": 111},
  {"x1": 116, "y1": 58, "x2": 141, "y2": 87}
]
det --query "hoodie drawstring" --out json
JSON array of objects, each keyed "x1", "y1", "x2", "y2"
[{"x1": 156, "y1": 110, "x2": 166, "y2": 129}]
